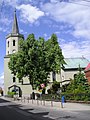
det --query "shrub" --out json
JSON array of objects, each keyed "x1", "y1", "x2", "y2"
[
  {"x1": 47, "y1": 89, "x2": 51, "y2": 94},
  {"x1": 51, "y1": 81, "x2": 60, "y2": 93},
  {"x1": 7, "y1": 91, "x2": 15, "y2": 98}
]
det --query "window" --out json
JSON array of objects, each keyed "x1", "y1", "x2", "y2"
[
  {"x1": 52, "y1": 71, "x2": 56, "y2": 81},
  {"x1": 12, "y1": 49, "x2": 16, "y2": 53},
  {"x1": 8, "y1": 51, "x2": 9, "y2": 55},
  {"x1": 8, "y1": 41, "x2": 9, "y2": 47},
  {"x1": 13, "y1": 40, "x2": 15, "y2": 46},
  {"x1": 74, "y1": 74, "x2": 77, "y2": 79},
  {"x1": 13, "y1": 77, "x2": 16, "y2": 83}
]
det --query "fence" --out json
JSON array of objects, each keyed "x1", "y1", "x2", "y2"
[
  {"x1": 41, "y1": 93, "x2": 90, "y2": 102},
  {"x1": 7, "y1": 93, "x2": 90, "y2": 107}
]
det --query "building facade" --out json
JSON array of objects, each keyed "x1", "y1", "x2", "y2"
[{"x1": 85, "y1": 63, "x2": 90, "y2": 83}]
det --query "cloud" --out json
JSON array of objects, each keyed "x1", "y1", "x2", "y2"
[
  {"x1": 17, "y1": 4, "x2": 44, "y2": 24},
  {"x1": 50, "y1": 0, "x2": 59, "y2": 3},
  {"x1": 2, "y1": 0, "x2": 18, "y2": 7},
  {"x1": 73, "y1": 30, "x2": 90, "y2": 39},
  {"x1": 55, "y1": 31, "x2": 60, "y2": 35},
  {"x1": 19, "y1": 28, "x2": 28, "y2": 35},
  {"x1": 0, "y1": 15, "x2": 11, "y2": 33},
  {"x1": 61, "y1": 40, "x2": 90, "y2": 60},
  {"x1": 41, "y1": 1, "x2": 90, "y2": 39},
  {"x1": 0, "y1": 27, "x2": 8, "y2": 33},
  {"x1": 0, "y1": 15, "x2": 11, "y2": 25},
  {"x1": 0, "y1": 0, "x2": 37, "y2": 8},
  {"x1": 0, "y1": 73, "x2": 4, "y2": 88}
]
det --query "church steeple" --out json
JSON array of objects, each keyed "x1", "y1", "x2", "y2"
[
  {"x1": 12, "y1": 9, "x2": 19, "y2": 34},
  {"x1": 5, "y1": 9, "x2": 24, "y2": 56}
]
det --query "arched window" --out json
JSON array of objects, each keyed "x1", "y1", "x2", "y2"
[
  {"x1": 13, "y1": 77, "x2": 16, "y2": 83},
  {"x1": 8, "y1": 51, "x2": 9, "y2": 55},
  {"x1": 12, "y1": 49, "x2": 16, "y2": 53},
  {"x1": 8, "y1": 41, "x2": 9, "y2": 47},
  {"x1": 13, "y1": 40, "x2": 15, "y2": 46}
]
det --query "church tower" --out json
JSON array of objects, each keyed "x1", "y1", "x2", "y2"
[
  {"x1": 6, "y1": 10, "x2": 24, "y2": 55},
  {"x1": 4, "y1": 10, "x2": 24, "y2": 95}
]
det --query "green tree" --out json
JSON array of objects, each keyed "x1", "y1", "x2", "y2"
[
  {"x1": 8, "y1": 33, "x2": 65, "y2": 91},
  {"x1": 9, "y1": 34, "x2": 38, "y2": 89},
  {"x1": 8, "y1": 53, "x2": 18, "y2": 76},
  {"x1": 65, "y1": 66, "x2": 90, "y2": 100},
  {"x1": 35, "y1": 37, "x2": 50, "y2": 89},
  {"x1": 46, "y1": 34, "x2": 65, "y2": 73},
  {"x1": 52, "y1": 81, "x2": 60, "y2": 93}
]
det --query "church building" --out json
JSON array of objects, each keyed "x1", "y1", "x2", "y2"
[{"x1": 4, "y1": 10, "x2": 89, "y2": 97}]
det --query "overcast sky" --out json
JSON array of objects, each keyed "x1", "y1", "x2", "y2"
[{"x1": 0, "y1": 0, "x2": 90, "y2": 88}]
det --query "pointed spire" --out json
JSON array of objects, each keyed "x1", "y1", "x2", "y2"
[{"x1": 12, "y1": 9, "x2": 19, "y2": 34}]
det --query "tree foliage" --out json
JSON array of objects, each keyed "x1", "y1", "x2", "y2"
[
  {"x1": 61, "y1": 66, "x2": 90, "y2": 101},
  {"x1": 8, "y1": 33, "x2": 65, "y2": 90},
  {"x1": 46, "y1": 34, "x2": 65, "y2": 72},
  {"x1": 66, "y1": 65, "x2": 90, "y2": 95}
]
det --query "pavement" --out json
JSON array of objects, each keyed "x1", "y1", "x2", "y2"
[
  {"x1": 1, "y1": 96, "x2": 90, "y2": 120},
  {"x1": 1, "y1": 96, "x2": 90, "y2": 111}
]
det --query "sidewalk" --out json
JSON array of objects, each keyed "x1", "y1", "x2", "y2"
[{"x1": 1, "y1": 96, "x2": 90, "y2": 111}]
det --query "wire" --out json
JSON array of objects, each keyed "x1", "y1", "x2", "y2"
[
  {"x1": 68, "y1": 1, "x2": 90, "y2": 7},
  {"x1": 60, "y1": 0, "x2": 90, "y2": 7}
]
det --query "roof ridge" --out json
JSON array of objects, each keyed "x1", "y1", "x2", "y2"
[{"x1": 65, "y1": 57, "x2": 89, "y2": 60}]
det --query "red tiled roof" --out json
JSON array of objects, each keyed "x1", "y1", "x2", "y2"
[{"x1": 85, "y1": 63, "x2": 90, "y2": 71}]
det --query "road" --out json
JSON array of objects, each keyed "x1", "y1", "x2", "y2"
[
  {"x1": 0, "y1": 98, "x2": 90, "y2": 120},
  {"x1": 0, "y1": 98, "x2": 52, "y2": 120}
]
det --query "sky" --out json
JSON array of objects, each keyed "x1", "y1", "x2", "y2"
[{"x1": 0, "y1": 0, "x2": 90, "y2": 88}]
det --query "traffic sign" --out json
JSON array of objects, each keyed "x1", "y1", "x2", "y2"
[{"x1": 40, "y1": 83, "x2": 45, "y2": 88}]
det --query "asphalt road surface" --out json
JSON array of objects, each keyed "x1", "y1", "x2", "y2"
[
  {"x1": 0, "y1": 98, "x2": 52, "y2": 120},
  {"x1": 0, "y1": 98, "x2": 90, "y2": 120}
]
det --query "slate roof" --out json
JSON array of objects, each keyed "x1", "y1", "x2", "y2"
[
  {"x1": 63, "y1": 57, "x2": 89, "y2": 69},
  {"x1": 12, "y1": 9, "x2": 19, "y2": 34},
  {"x1": 6, "y1": 9, "x2": 24, "y2": 39}
]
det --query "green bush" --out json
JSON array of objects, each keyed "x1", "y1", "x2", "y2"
[
  {"x1": 7, "y1": 91, "x2": 15, "y2": 98},
  {"x1": 47, "y1": 89, "x2": 51, "y2": 94},
  {"x1": 62, "y1": 92, "x2": 90, "y2": 101},
  {"x1": 49, "y1": 81, "x2": 60, "y2": 94}
]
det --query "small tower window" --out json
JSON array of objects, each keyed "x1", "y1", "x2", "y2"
[
  {"x1": 52, "y1": 71, "x2": 56, "y2": 81},
  {"x1": 8, "y1": 41, "x2": 9, "y2": 47},
  {"x1": 12, "y1": 49, "x2": 16, "y2": 53},
  {"x1": 8, "y1": 51, "x2": 9, "y2": 55},
  {"x1": 13, "y1": 40, "x2": 15, "y2": 46},
  {"x1": 13, "y1": 77, "x2": 16, "y2": 83}
]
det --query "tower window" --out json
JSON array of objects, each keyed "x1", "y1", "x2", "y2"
[
  {"x1": 8, "y1": 51, "x2": 9, "y2": 55},
  {"x1": 13, "y1": 77, "x2": 16, "y2": 83},
  {"x1": 12, "y1": 49, "x2": 16, "y2": 53},
  {"x1": 8, "y1": 41, "x2": 9, "y2": 47},
  {"x1": 52, "y1": 71, "x2": 56, "y2": 81},
  {"x1": 13, "y1": 40, "x2": 15, "y2": 46}
]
